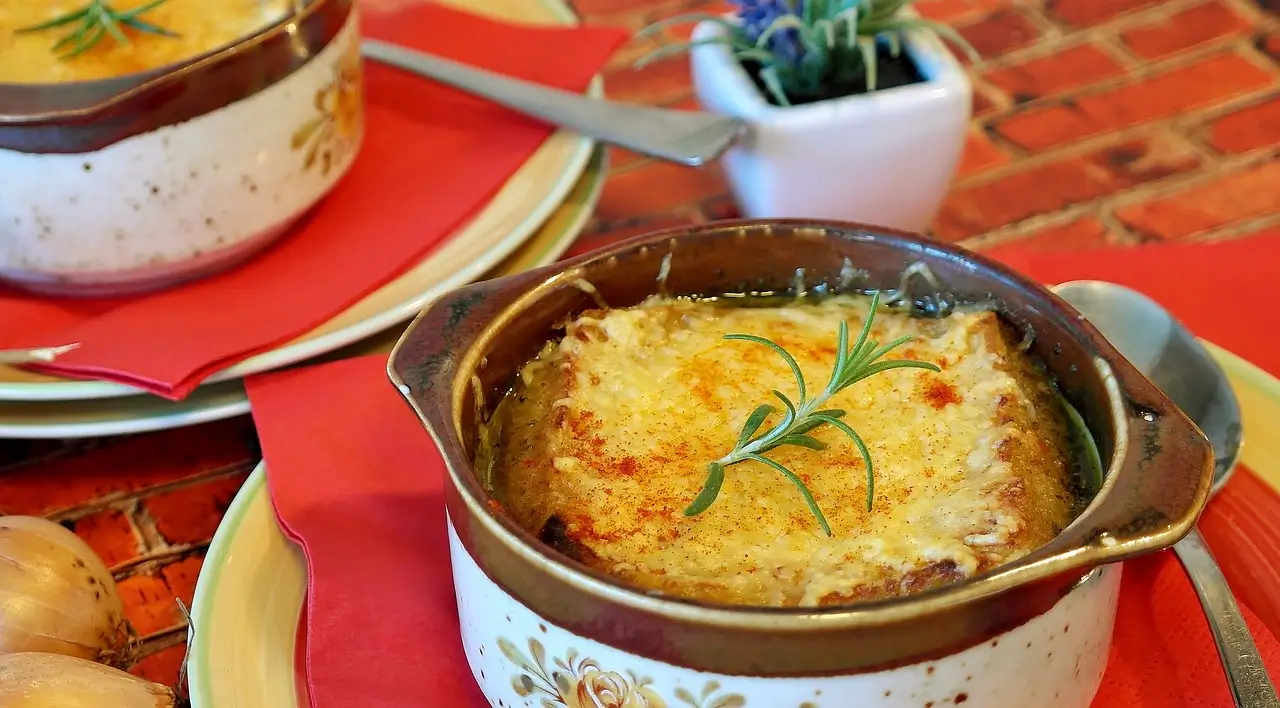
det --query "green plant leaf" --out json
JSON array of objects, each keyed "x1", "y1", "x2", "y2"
[
  {"x1": 747, "y1": 454, "x2": 832, "y2": 536},
  {"x1": 776, "y1": 434, "x2": 827, "y2": 450},
  {"x1": 685, "y1": 462, "x2": 727, "y2": 516},
  {"x1": 737, "y1": 404, "x2": 777, "y2": 448},
  {"x1": 635, "y1": 12, "x2": 740, "y2": 39},
  {"x1": 813, "y1": 413, "x2": 876, "y2": 510},
  {"x1": 18, "y1": 0, "x2": 179, "y2": 59},
  {"x1": 633, "y1": 37, "x2": 734, "y2": 68},
  {"x1": 725, "y1": 333, "x2": 807, "y2": 403}
]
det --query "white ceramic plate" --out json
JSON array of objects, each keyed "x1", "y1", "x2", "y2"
[
  {"x1": 187, "y1": 341, "x2": 1280, "y2": 708},
  {"x1": 0, "y1": 0, "x2": 597, "y2": 403},
  {"x1": 0, "y1": 146, "x2": 606, "y2": 438}
]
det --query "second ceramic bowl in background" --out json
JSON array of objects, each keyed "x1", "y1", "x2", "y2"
[{"x1": 0, "y1": 0, "x2": 362, "y2": 296}]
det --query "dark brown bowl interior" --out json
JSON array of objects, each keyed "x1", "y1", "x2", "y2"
[{"x1": 389, "y1": 219, "x2": 1212, "y2": 673}]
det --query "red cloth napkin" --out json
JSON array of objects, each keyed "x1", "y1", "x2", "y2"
[
  {"x1": 247, "y1": 233, "x2": 1280, "y2": 708},
  {"x1": 987, "y1": 232, "x2": 1280, "y2": 381},
  {"x1": 0, "y1": 5, "x2": 626, "y2": 401}
]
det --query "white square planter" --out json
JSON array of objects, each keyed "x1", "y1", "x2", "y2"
[{"x1": 690, "y1": 19, "x2": 971, "y2": 232}]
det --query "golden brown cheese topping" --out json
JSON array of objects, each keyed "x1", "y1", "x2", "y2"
[
  {"x1": 489, "y1": 296, "x2": 1077, "y2": 608},
  {"x1": 0, "y1": 0, "x2": 294, "y2": 84}
]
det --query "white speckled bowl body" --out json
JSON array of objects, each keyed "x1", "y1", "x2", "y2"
[
  {"x1": 0, "y1": 2, "x2": 361, "y2": 297},
  {"x1": 452, "y1": 517, "x2": 1121, "y2": 708}
]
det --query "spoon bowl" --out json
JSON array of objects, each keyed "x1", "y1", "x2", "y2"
[{"x1": 1055, "y1": 279, "x2": 1276, "y2": 707}]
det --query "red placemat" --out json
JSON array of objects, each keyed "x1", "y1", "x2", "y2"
[
  {"x1": 0, "y1": 4, "x2": 626, "y2": 401},
  {"x1": 248, "y1": 233, "x2": 1280, "y2": 708}
]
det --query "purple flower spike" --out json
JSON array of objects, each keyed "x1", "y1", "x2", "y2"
[{"x1": 733, "y1": 0, "x2": 805, "y2": 64}]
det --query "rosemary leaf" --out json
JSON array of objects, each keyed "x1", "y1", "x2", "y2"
[
  {"x1": 737, "y1": 404, "x2": 776, "y2": 449},
  {"x1": 746, "y1": 454, "x2": 833, "y2": 537},
  {"x1": 686, "y1": 292, "x2": 942, "y2": 533},
  {"x1": 789, "y1": 409, "x2": 846, "y2": 435},
  {"x1": 685, "y1": 462, "x2": 727, "y2": 516},
  {"x1": 17, "y1": 0, "x2": 179, "y2": 60},
  {"x1": 774, "y1": 434, "x2": 827, "y2": 451},
  {"x1": 725, "y1": 333, "x2": 808, "y2": 402},
  {"x1": 811, "y1": 413, "x2": 876, "y2": 511}
]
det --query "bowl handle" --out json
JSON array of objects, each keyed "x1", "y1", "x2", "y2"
[
  {"x1": 1042, "y1": 354, "x2": 1214, "y2": 566},
  {"x1": 387, "y1": 267, "x2": 550, "y2": 428}
]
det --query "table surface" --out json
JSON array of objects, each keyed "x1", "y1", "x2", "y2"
[{"x1": 1, "y1": 0, "x2": 1276, "y2": 691}]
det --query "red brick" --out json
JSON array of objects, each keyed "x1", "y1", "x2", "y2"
[
  {"x1": 993, "y1": 53, "x2": 1272, "y2": 151},
  {"x1": 934, "y1": 135, "x2": 1201, "y2": 239},
  {"x1": 575, "y1": 0, "x2": 678, "y2": 18},
  {"x1": 1114, "y1": 161, "x2": 1280, "y2": 240},
  {"x1": 161, "y1": 556, "x2": 202, "y2": 608},
  {"x1": 956, "y1": 131, "x2": 1012, "y2": 177},
  {"x1": 565, "y1": 215, "x2": 699, "y2": 258},
  {"x1": 955, "y1": 10, "x2": 1041, "y2": 60},
  {"x1": 143, "y1": 472, "x2": 249, "y2": 546},
  {"x1": 71, "y1": 510, "x2": 142, "y2": 568},
  {"x1": 604, "y1": 56, "x2": 692, "y2": 105},
  {"x1": 119, "y1": 573, "x2": 180, "y2": 637},
  {"x1": 701, "y1": 193, "x2": 742, "y2": 221},
  {"x1": 0, "y1": 418, "x2": 256, "y2": 517},
  {"x1": 1260, "y1": 33, "x2": 1280, "y2": 62},
  {"x1": 1007, "y1": 217, "x2": 1131, "y2": 251},
  {"x1": 642, "y1": 2, "x2": 736, "y2": 38},
  {"x1": 1120, "y1": 2, "x2": 1249, "y2": 58},
  {"x1": 1048, "y1": 0, "x2": 1162, "y2": 26},
  {"x1": 117, "y1": 556, "x2": 203, "y2": 638},
  {"x1": 983, "y1": 44, "x2": 1125, "y2": 102},
  {"x1": 1206, "y1": 97, "x2": 1280, "y2": 153},
  {"x1": 972, "y1": 85, "x2": 1000, "y2": 116},
  {"x1": 130, "y1": 644, "x2": 185, "y2": 688},
  {"x1": 596, "y1": 161, "x2": 726, "y2": 222},
  {"x1": 607, "y1": 146, "x2": 648, "y2": 172},
  {"x1": 917, "y1": 0, "x2": 976, "y2": 21}
]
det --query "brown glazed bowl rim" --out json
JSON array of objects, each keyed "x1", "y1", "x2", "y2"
[
  {"x1": 0, "y1": 0, "x2": 330, "y2": 124},
  {"x1": 389, "y1": 219, "x2": 1214, "y2": 633}
]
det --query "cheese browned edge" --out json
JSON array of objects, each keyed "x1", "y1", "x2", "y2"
[{"x1": 488, "y1": 296, "x2": 1076, "y2": 608}]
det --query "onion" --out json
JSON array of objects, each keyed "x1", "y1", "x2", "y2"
[
  {"x1": 0, "y1": 515, "x2": 133, "y2": 666},
  {"x1": 0, "y1": 652, "x2": 174, "y2": 707}
]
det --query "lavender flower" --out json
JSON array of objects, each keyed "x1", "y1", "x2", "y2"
[{"x1": 635, "y1": 0, "x2": 977, "y2": 106}]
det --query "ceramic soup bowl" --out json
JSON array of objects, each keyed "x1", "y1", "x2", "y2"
[
  {"x1": 0, "y1": 0, "x2": 362, "y2": 296},
  {"x1": 388, "y1": 220, "x2": 1213, "y2": 708}
]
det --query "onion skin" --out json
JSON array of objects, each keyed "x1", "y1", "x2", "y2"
[
  {"x1": 0, "y1": 652, "x2": 174, "y2": 707},
  {"x1": 0, "y1": 516, "x2": 133, "y2": 666}
]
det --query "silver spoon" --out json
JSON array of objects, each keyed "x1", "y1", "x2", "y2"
[
  {"x1": 360, "y1": 39, "x2": 748, "y2": 167},
  {"x1": 1055, "y1": 280, "x2": 1278, "y2": 708}
]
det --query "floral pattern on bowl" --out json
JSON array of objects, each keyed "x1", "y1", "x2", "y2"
[
  {"x1": 292, "y1": 39, "x2": 363, "y2": 175},
  {"x1": 500, "y1": 636, "x2": 824, "y2": 708}
]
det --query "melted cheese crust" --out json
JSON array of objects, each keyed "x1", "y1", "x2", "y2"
[
  {"x1": 491, "y1": 296, "x2": 1075, "y2": 608},
  {"x1": 0, "y1": 0, "x2": 294, "y2": 84}
]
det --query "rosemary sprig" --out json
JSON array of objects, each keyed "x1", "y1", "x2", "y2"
[
  {"x1": 17, "y1": 0, "x2": 179, "y2": 61},
  {"x1": 686, "y1": 292, "x2": 942, "y2": 536}
]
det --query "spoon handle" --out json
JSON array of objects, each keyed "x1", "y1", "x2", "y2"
[
  {"x1": 1173, "y1": 528, "x2": 1280, "y2": 707},
  {"x1": 360, "y1": 40, "x2": 748, "y2": 167},
  {"x1": 0, "y1": 343, "x2": 80, "y2": 365}
]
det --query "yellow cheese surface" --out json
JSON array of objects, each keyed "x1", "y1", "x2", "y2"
[
  {"x1": 491, "y1": 296, "x2": 1076, "y2": 607},
  {"x1": 0, "y1": 0, "x2": 294, "y2": 84}
]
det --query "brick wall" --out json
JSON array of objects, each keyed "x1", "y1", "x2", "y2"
[{"x1": 578, "y1": 0, "x2": 1279, "y2": 254}]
